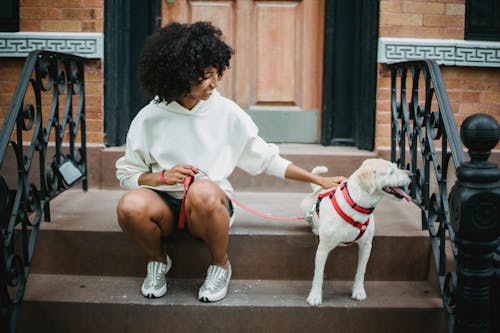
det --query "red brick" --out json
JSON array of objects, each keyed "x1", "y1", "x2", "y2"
[
  {"x1": 40, "y1": 20, "x2": 82, "y2": 32},
  {"x1": 83, "y1": 82, "x2": 102, "y2": 96},
  {"x1": 61, "y1": 8, "x2": 96, "y2": 20},
  {"x1": 85, "y1": 119, "x2": 103, "y2": 132},
  {"x1": 377, "y1": 100, "x2": 392, "y2": 112},
  {"x1": 43, "y1": 0, "x2": 83, "y2": 8},
  {"x1": 20, "y1": 20, "x2": 42, "y2": 31},
  {"x1": 82, "y1": 95, "x2": 101, "y2": 108},
  {"x1": 460, "y1": 91, "x2": 481, "y2": 103},
  {"x1": 81, "y1": 21, "x2": 95, "y2": 32},
  {"x1": 81, "y1": 0, "x2": 103, "y2": 8},
  {"x1": 403, "y1": 2, "x2": 444, "y2": 15},
  {"x1": 424, "y1": 14, "x2": 463, "y2": 27},
  {"x1": 84, "y1": 131, "x2": 104, "y2": 143},
  {"x1": 380, "y1": 1, "x2": 401, "y2": 14},
  {"x1": 380, "y1": 12, "x2": 423, "y2": 26},
  {"x1": 20, "y1": 7, "x2": 61, "y2": 20},
  {"x1": 378, "y1": 76, "x2": 392, "y2": 87},
  {"x1": 441, "y1": 78, "x2": 461, "y2": 90},
  {"x1": 94, "y1": 21, "x2": 103, "y2": 32},
  {"x1": 480, "y1": 91, "x2": 500, "y2": 104},
  {"x1": 376, "y1": 112, "x2": 392, "y2": 124},
  {"x1": 20, "y1": 0, "x2": 41, "y2": 6},
  {"x1": 377, "y1": 88, "x2": 392, "y2": 101},
  {"x1": 446, "y1": 4, "x2": 465, "y2": 15},
  {"x1": 379, "y1": 25, "x2": 444, "y2": 38},
  {"x1": 443, "y1": 27, "x2": 464, "y2": 39}
]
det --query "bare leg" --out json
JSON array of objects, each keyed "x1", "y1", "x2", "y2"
[
  {"x1": 185, "y1": 180, "x2": 230, "y2": 268},
  {"x1": 117, "y1": 188, "x2": 176, "y2": 263}
]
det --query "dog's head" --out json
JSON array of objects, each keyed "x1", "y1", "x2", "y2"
[{"x1": 353, "y1": 158, "x2": 411, "y2": 201}]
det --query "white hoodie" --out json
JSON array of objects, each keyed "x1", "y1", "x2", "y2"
[{"x1": 115, "y1": 90, "x2": 291, "y2": 198}]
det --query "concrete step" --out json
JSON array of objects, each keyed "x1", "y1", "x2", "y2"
[
  {"x1": 18, "y1": 274, "x2": 447, "y2": 333},
  {"x1": 91, "y1": 144, "x2": 377, "y2": 191},
  {"x1": 28, "y1": 189, "x2": 430, "y2": 281}
]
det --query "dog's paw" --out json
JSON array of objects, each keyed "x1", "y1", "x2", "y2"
[
  {"x1": 351, "y1": 288, "x2": 367, "y2": 301},
  {"x1": 306, "y1": 292, "x2": 322, "y2": 306}
]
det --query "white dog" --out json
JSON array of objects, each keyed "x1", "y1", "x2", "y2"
[{"x1": 301, "y1": 158, "x2": 411, "y2": 306}]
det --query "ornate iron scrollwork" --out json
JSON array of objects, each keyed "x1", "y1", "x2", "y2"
[
  {"x1": 389, "y1": 60, "x2": 466, "y2": 332},
  {"x1": 390, "y1": 60, "x2": 500, "y2": 332},
  {"x1": 0, "y1": 50, "x2": 87, "y2": 332}
]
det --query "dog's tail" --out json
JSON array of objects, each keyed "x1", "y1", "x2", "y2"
[{"x1": 310, "y1": 166, "x2": 328, "y2": 192}]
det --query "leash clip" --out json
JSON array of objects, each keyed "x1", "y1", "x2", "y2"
[{"x1": 304, "y1": 208, "x2": 314, "y2": 222}]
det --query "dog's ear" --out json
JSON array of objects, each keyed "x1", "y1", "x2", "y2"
[{"x1": 356, "y1": 168, "x2": 376, "y2": 194}]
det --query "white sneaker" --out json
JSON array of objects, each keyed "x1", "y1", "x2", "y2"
[
  {"x1": 198, "y1": 261, "x2": 232, "y2": 302},
  {"x1": 141, "y1": 255, "x2": 172, "y2": 298},
  {"x1": 229, "y1": 212, "x2": 236, "y2": 227}
]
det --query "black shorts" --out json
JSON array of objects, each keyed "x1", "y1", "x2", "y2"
[{"x1": 152, "y1": 190, "x2": 234, "y2": 228}]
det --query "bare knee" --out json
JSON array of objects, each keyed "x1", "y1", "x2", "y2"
[
  {"x1": 116, "y1": 191, "x2": 150, "y2": 231},
  {"x1": 186, "y1": 180, "x2": 229, "y2": 236},
  {"x1": 187, "y1": 180, "x2": 225, "y2": 216}
]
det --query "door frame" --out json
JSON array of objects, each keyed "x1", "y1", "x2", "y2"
[
  {"x1": 321, "y1": 0, "x2": 379, "y2": 150},
  {"x1": 103, "y1": 0, "x2": 160, "y2": 147}
]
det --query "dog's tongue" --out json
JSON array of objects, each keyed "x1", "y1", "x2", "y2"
[{"x1": 391, "y1": 187, "x2": 412, "y2": 202}]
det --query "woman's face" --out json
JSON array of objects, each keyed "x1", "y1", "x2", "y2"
[{"x1": 178, "y1": 67, "x2": 221, "y2": 109}]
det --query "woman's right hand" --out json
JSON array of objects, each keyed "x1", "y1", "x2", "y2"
[{"x1": 158, "y1": 164, "x2": 198, "y2": 185}]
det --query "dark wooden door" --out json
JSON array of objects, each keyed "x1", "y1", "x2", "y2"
[
  {"x1": 104, "y1": 0, "x2": 161, "y2": 147},
  {"x1": 321, "y1": 0, "x2": 379, "y2": 150}
]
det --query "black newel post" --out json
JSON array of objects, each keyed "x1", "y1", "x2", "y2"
[{"x1": 450, "y1": 113, "x2": 500, "y2": 333}]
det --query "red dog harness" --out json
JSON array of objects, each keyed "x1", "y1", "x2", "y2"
[{"x1": 315, "y1": 182, "x2": 374, "y2": 245}]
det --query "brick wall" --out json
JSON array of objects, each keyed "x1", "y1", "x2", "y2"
[
  {"x1": 20, "y1": 0, "x2": 103, "y2": 32},
  {"x1": 0, "y1": 0, "x2": 104, "y2": 143},
  {"x1": 377, "y1": 0, "x2": 500, "y2": 149}
]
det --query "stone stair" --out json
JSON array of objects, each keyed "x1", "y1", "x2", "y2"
[{"x1": 16, "y1": 146, "x2": 448, "y2": 332}]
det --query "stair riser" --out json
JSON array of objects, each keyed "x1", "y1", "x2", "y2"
[
  {"x1": 18, "y1": 302, "x2": 447, "y2": 333},
  {"x1": 96, "y1": 148, "x2": 375, "y2": 191},
  {"x1": 28, "y1": 231, "x2": 430, "y2": 281}
]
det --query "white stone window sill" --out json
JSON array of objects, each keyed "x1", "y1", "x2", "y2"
[
  {"x1": 378, "y1": 37, "x2": 500, "y2": 67},
  {"x1": 0, "y1": 32, "x2": 103, "y2": 58}
]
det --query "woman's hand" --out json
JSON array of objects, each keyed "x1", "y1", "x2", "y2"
[
  {"x1": 316, "y1": 176, "x2": 346, "y2": 189},
  {"x1": 159, "y1": 164, "x2": 198, "y2": 185},
  {"x1": 284, "y1": 164, "x2": 346, "y2": 189}
]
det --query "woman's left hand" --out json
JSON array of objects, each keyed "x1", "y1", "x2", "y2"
[{"x1": 317, "y1": 176, "x2": 346, "y2": 189}]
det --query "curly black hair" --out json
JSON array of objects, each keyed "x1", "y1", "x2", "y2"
[{"x1": 138, "y1": 21, "x2": 234, "y2": 102}]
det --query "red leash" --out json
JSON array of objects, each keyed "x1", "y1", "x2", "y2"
[
  {"x1": 177, "y1": 170, "x2": 304, "y2": 229},
  {"x1": 177, "y1": 175, "x2": 194, "y2": 229}
]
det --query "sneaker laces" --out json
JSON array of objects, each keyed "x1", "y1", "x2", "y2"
[
  {"x1": 145, "y1": 262, "x2": 167, "y2": 288},
  {"x1": 203, "y1": 265, "x2": 228, "y2": 291}
]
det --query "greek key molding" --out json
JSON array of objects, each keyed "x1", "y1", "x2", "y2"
[
  {"x1": 0, "y1": 32, "x2": 103, "y2": 58},
  {"x1": 378, "y1": 37, "x2": 500, "y2": 67}
]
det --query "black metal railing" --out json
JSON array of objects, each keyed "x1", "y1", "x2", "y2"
[
  {"x1": 0, "y1": 50, "x2": 87, "y2": 333},
  {"x1": 389, "y1": 60, "x2": 499, "y2": 333}
]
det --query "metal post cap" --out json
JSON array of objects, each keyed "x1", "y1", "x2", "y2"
[{"x1": 461, "y1": 113, "x2": 500, "y2": 161}]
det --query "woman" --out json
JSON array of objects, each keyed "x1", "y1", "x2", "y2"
[{"x1": 115, "y1": 21, "x2": 345, "y2": 302}]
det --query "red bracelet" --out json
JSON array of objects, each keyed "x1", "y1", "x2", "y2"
[{"x1": 159, "y1": 169, "x2": 172, "y2": 185}]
